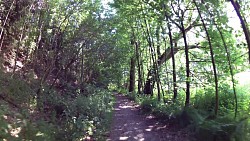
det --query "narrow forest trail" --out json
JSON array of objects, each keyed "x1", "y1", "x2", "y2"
[{"x1": 107, "y1": 94, "x2": 190, "y2": 141}]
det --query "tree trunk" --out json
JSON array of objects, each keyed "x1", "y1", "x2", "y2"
[
  {"x1": 80, "y1": 44, "x2": 84, "y2": 84},
  {"x1": 129, "y1": 57, "x2": 136, "y2": 92},
  {"x1": 163, "y1": 4, "x2": 178, "y2": 100},
  {"x1": 218, "y1": 27, "x2": 238, "y2": 118},
  {"x1": 202, "y1": 0, "x2": 238, "y2": 118},
  {"x1": 155, "y1": 23, "x2": 162, "y2": 101},
  {"x1": 143, "y1": 15, "x2": 201, "y2": 95},
  {"x1": 141, "y1": 9, "x2": 158, "y2": 96},
  {"x1": 0, "y1": 0, "x2": 15, "y2": 50},
  {"x1": 135, "y1": 41, "x2": 142, "y2": 94},
  {"x1": 230, "y1": 0, "x2": 250, "y2": 63},
  {"x1": 12, "y1": 17, "x2": 27, "y2": 77},
  {"x1": 156, "y1": 24, "x2": 161, "y2": 58},
  {"x1": 181, "y1": 19, "x2": 190, "y2": 107},
  {"x1": 194, "y1": 1, "x2": 219, "y2": 116},
  {"x1": 132, "y1": 26, "x2": 143, "y2": 94}
]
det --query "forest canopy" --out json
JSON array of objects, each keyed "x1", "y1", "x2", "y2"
[{"x1": 0, "y1": 0, "x2": 249, "y2": 140}]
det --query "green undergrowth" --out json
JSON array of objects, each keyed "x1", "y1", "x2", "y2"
[
  {"x1": 55, "y1": 89, "x2": 115, "y2": 141},
  {"x1": 128, "y1": 83, "x2": 250, "y2": 141},
  {"x1": 0, "y1": 71, "x2": 115, "y2": 140}
]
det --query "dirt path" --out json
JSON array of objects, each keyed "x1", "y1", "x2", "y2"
[{"x1": 107, "y1": 94, "x2": 190, "y2": 141}]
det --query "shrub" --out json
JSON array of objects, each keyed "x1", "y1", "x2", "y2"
[
  {"x1": 139, "y1": 96, "x2": 158, "y2": 113},
  {"x1": 55, "y1": 86, "x2": 114, "y2": 140},
  {"x1": 195, "y1": 116, "x2": 250, "y2": 141},
  {"x1": 0, "y1": 102, "x2": 56, "y2": 141},
  {"x1": 0, "y1": 73, "x2": 34, "y2": 106}
]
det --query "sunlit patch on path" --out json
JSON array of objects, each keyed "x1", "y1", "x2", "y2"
[{"x1": 107, "y1": 94, "x2": 190, "y2": 141}]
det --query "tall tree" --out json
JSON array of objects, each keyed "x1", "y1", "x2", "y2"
[
  {"x1": 163, "y1": 3, "x2": 178, "y2": 100},
  {"x1": 129, "y1": 56, "x2": 136, "y2": 92},
  {"x1": 194, "y1": 0, "x2": 219, "y2": 116}
]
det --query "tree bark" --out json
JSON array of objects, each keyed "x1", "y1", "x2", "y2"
[
  {"x1": 202, "y1": 0, "x2": 238, "y2": 119},
  {"x1": 141, "y1": 8, "x2": 159, "y2": 97},
  {"x1": 129, "y1": 57, "x2": 136, "y2": 92},
  {"x1": 143, "y1": 44, "x2": 201, "y2": 95},
  {"x1": 194, "y1": 0, "x2": 219, "y2": 116},
  {"x1": 135, "y1": 41, "x2": 143, "y2": 94},
  {"x1": 143, "y1": 16, "x2": 201, "y2": 94},
  {"x1": 230, "y1": 0, "x2": 250, "y2": 63},
  {"x1": 0, "y1": 0, "x2": 15, "y2": 50},
  {"x1": 163, "y1": 4, "x2": 178, "y2": 100},
  {"x1": 157, "y1": 22, "x2": 201, "y2": 66},
  {"x1": 180, "y1": 16, "x2": 191, "y2": 107},
  {"x1": 132, "y1": 26, "x2": 143, "y2": 94}
]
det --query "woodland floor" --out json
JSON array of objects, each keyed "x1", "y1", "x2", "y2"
[{"x1": 107, "y1": 94, "x2": 191, "y2": 141}]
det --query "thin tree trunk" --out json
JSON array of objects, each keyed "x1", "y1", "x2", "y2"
[
  {"x1": 155, "y1": 63, "x2": 161, "y2": 101},
  {"x1": 230, "y1": 0, "x2": 250, "y2": 63},
  {"x1": 143, "y1": 22, "x2": 201, "y2": 95},
  {"x1": 35, "y1": 9, "x2": 46, "y2": 111},
  {"x1": 141, "y1": 10, "x2": 158, "y2": 96},
  {"x1": 129, "y1": 57, "x2": 136, "y2": 92},
  {"x1": 135, "y1": 41, "x2": 142, "y2": 94},
  {"x1": 194, "y1": 1, "x2": 219, "y2": 116},
  {"x1": 218, "y1": 27, "x2": 238, "y2": 118},
  {"x1": 0, "y1": 0, "x2": 15, "y2": 50},
  {"x1": 80, "y1": 44, "x2": 84, "y2": 84},
  {"x1": 132, "y1": 26, "x2": 143, "y2": 94},
  {"x1": 180, "y1": 17, "x2": 191, "y2": 107},
  {"x1": 163, "y1": 4, "x2": 178, "y2": 101},
  {"x1": 12, "y1": 17, "x2": 27, "y2": 77},
  {"x1": 202, "y1": 0, "x2": 238, "y2": 118},
  {"x1": 156, "y1": 24, "x2": 161, "y2": 58},
  {"x1": 154, "y1": 24, "x2": 162, "y2": 101},
  {"x1": 139, "y1": 39, "x2": 145, "y2": 92}
]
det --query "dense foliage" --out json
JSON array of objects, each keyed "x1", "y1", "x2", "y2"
[
  {"x1": 0, "y1": 0, "x2": 249, "y2": 140},
  {"x1": 112, "y1": 0, "x2": 250, "y2": 140},
  {"x1": 0, "y1": 0, "x2": 118, "y2": 140}
]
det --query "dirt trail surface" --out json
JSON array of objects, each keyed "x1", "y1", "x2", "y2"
[{"x1": 107, "y1": 94, "x2": 190, "y2": 141}]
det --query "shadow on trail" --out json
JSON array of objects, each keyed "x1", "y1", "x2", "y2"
[{"x1": 107, "y1": 94, "x2": 189, "y2": 141}]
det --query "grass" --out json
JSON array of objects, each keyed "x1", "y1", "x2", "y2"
[{"x1": 127, "y1": 81, "x2": 250, "y2": 141}]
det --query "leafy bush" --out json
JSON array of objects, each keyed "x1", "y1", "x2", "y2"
[
  {"x1": 133, "y1": 81, "x2": 250, "y2": 141},
  {"x1": 191, "y1": 83, "x2": 250, "y2": 141},
  {"x1": 0, "y1": 102, "x2": 56, "y2": 141},
  {"x1": 193, "y1": 82, "x2": 249, "y2": 116},
  {"x1": 139, "y1": 96, "x2": 158, "y2": 113},
  {"x1": 0, "y1": 72, "x2": 34, "y2": 106},
  {"x1": 55, "y1": 86, "x2": 114, "y2": 140},
  {"x1": 126, "y1": 91, "x2": 137, "y2": 101},
  {"x1": 0, "y1": 68, "x2": 114, "y2": 141},
  {"x1": 195, "y1": 116, "x2": 250, "y2": 141},
  {"x1": 193, "y1": 87, "x2": 216, "y2": 112},
  {"x1": 136, "y1": 94, "x2": 184, "y2": 120}
]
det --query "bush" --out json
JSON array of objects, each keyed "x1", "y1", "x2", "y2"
[
  {"x1": 0, "y1": 102, "x2": 56, "y2": 141},
  {"x1": 0, "y1": 70, "x2": 114, "y2": 141},
  {"x1": 139, "y1": 96, "x2": 158, "y2": 113},
  {"x1": 55, "y1": 86, "x2": 114, "y2": 140},
  {"x1": 0, "y1": 72, "x2": 34, "y2": 106},
  {"x1": 126, "y1": 91, "x2": 137, "y2": 101},
  {"x1": 191, "y1": 83, "x2": 250, "y2": 141},
  {"x1": 195, "y1": 116, "x2": 250, "y2": 141}
]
